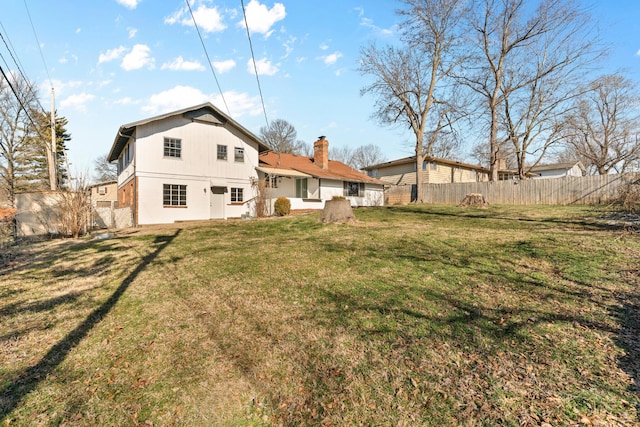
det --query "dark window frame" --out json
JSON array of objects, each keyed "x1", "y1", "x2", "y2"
[
  {"x1": 344, "y1": 181, "x2": 365, "y2": 197},
  {"x1": 217, "y1": 144, "x2": 227, "y2": 160},
  {"x1": 163, "y1": 184, "x2": 187, "y2": 206},
  {"x1": 164, "y1": 137, "x2": 182, "y2": 158},
  {"x1": 230, "y1": 187, "x2": 244, "y2": 203}
]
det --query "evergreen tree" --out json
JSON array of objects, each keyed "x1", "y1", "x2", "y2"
[{"x1": 19, "y1": 110, "x2": 71, "y2": 191}]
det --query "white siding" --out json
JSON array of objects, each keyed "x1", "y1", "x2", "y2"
[{"x1": 123, "y1": 115, "x2": 259, "y2": 224}]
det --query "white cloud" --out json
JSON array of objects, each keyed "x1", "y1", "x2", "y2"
[
  {"x1": 75, "y1": 28, "x2": 81, "y2": 34},
  {"x1": 121, "y1": 44, "x2": 154, "y2": 71},
  {"x1": 128, "y1": 28, "x2": 138, "y2": 38},
  {"x1": 59, "y1": 57, "x2": 68, "y2": 64},
  {"x1": 142, "y1": 85, "x2": 261, "y2": 118},
  {"x1": 636, "y1": 49, "x2": 640, "y2": 56},
  {"x1": 319, "y1": 43, "x2": 329, "y2": 51},
  {"x1": 60, "y1": 93, "x2": 95, "y2": 112},
  {"x1": 115, "y1": 96, "x2": 138, "y2": 105},
  {"x1": 247, "y1": 58, "x2": 278, "y2": 76},
  {"x1": 98, "y1": 46, "x2": 126, "y2": 64},
  {"x1": 360, "y1": 17, "x2": 395, "y2": 37},
  {"x1": 161, "y1": 56, "x2": 205, "y2": 71},
  {"x1": 322, "y1": 52, "x2": 343, "y2": 65},
  {"x1": 116, "y1": 0, "x2": 139, "y2": 9},
  {"x1": 282, "y1": 36, "x2": 296, "y2": 59},
  {"x1": 212, "y1": 59, "x2": 236, "y2": 74},
  {"x1": 47, "y1": 79, "x2": 84, "y2": 95},
  {"x1": 165, "y1": 4, "x2": 226, "y2": 33},
  {"x1": 212, "y1": 90, "x2": 262, "y2": 117},
  {"x1": 142, "y1": 85, "x2": 211, "y2": 114},
  {"x1": 238, "y1": 0, "x2": 285, "y2": 37}
]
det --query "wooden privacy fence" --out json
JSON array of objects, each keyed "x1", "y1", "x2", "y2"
[{"x1": 386, "y1": 173, "x2": 639, "y2": 205}]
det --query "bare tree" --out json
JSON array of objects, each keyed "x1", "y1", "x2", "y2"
[
  {"x1": 93, "y1": 153, "x2": 117, "y2": 183},
  {"x1": 461, "y1": 0, "x2": 597, "y2": 180},
  {"x1": 0, "y1": 73, "x2": 40, "y2": 207},
  {"x1": 329, "y1": 146, "x2": 354, "y2": 168},
  {"x1": 259, "y1": 119, "x2": 307, "y2": 155},
  {"x1": 359, "y1": 0, "x2": 467, "y2": 202},
  {"x1": 560, "y1": 74, "x2": 640, "y2": 174},
  {"x1": 351, "y1": 144, "x2": 388, "y2": 170}
]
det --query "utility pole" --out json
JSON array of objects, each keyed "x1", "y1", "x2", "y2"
[{"x1": 48, "y1": 88, "x2": 57, "y2": 191}]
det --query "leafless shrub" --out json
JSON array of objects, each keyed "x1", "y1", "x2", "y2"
[
  {"x1": 616, "y1": 181, "x2": 640, "y2": 213},
  {"x1": 53, "y1": 176, "x2": 91, "y2": 238},
  {"x1": 0, "y1": 208, "x2": 16, "y2": 265},
  {"x1": 251, "y1": 177, "x2": 271, "y2": 218}
]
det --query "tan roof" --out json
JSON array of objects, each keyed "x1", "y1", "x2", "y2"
[
  {"x1": 530, "y1": 162, "x2": 585, "y2": 172},
  {"x1": 364, "y1": 155, "x2": 489, "y2": 173},
  {"x1": 259, "y1": 152, "x2": 384, "y2": 184}
]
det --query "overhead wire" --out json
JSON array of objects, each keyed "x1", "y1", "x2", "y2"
[
  {"x1": 0, "y1": 26, "x2": 50, "y2": 119},
  {"x1": 184, "y1": 0, "x2": 230, "y2": 115},
  {"x1": 240, "y1": 0, "x2": 269, "y2": 129},
  {"x1": 22, "y1": 0, "x2": 52, "y2": 89},
  {"x1": 0, "y1": 63, "x2": 40, "y2": 131}
]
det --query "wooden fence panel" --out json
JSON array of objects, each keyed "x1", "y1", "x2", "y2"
[{"x1": 403, "y1": 173, "x2": 639, "y2": 205}]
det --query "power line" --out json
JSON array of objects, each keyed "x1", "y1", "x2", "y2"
[
  {"x1": 0, "y1": 27, "x2": 50, "y2": 119},
  {"x1": 0, "y1": 64, "x2": 39, "y2": 131},
  {"x1": 184, "y1": 0, "x2": 230, "y2": 115},
  {"x1": 22, "y1": 0, "x2": 52, "y2": 89},
  {"x1": 240, "y1": 0, "x2": 269, "y2": 129}
]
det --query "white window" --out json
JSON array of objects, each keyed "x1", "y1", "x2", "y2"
[
  {"x1": 163, "y1": 184, "x2": 187, "y2": 206},
  {"x1": 234, "y1": 147, "x2": 244, "y2": 162},
  {"x1": 164, "y1": 138, "x2": 181, "y2": 158},
  {"x1": 217, "y1": 145, "x2": 227, "y2": 160},
  {"x1": 231, "y1": 187, "x2": 243, "y2": 202}
]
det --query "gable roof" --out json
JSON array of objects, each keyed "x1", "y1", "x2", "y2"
[
  {"x1": 108, "y1": 102, "x2": 269, "y2": 162},
  {"x1": 363, "y1": 155, "x2": 489, "y2": 173},
  {"x1": 529, "y1": 161, "x2": 585, "y2": 173},
  {"x1": 259, "y1": 151, "x2": 384, "y2": 184}
]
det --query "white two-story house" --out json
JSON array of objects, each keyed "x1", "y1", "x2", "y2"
[{"x1": 107, "y1": 103, "x2": 269, "y2": 226}]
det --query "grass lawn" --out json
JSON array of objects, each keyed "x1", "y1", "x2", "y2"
[{"x1": 1, "y1": 204, "x2": 639, "y2": 426}]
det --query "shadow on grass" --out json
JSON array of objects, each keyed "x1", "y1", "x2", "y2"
[
  {"x1": 615, "y1": 275, "x2": 640, "y2": 419},
  {"x1": 386, "y1": 205, "x2": 621, "y2": 232},
  {"x1": 0, "y1": 229, "x2": 181, "y2": 420}
]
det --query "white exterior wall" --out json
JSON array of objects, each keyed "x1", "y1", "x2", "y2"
[
  {"x1": 121, "y1": 115, "x2": 259, "y2": 225},
  {"x1": 264, "y1": 176, "x2": 384, "y2": 212},
  {"x1": 533, "y1": 165, "x2": 583, "y2": 179}
]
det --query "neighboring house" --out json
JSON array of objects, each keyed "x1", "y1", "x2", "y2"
[
  {"x1": 530, "y1": 162, "x2": 586, "y2": 179},
  {"x1": 363, "y1": 155, "x2": 490, "y2": 186},
  {"x1": 498, "y1": 161, "x2": 586, "y2": 180},
  {"x1": 88, "y1": 181, "x2": 118, "y2": 228},
  {"x1": 89, "y1": 181, "x2": 117, "y2": 206},
  {"x1": 107, "y1": 103, "x2": 269, "y2": 226},
  {"x1": 257, "y1": 136, "x2": 385, "y2": 211}
]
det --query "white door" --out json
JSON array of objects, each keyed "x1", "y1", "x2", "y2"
[{"x1": 210, "y1": 186, "x2": 226, "y2": 219}]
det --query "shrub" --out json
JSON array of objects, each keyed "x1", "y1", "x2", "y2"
[
  {"x1": 617, "y1": 181, "x2": 640, "y2": 213},
  {"x1": 274, "y1": 197, "x2": 291, "y2": 216}
]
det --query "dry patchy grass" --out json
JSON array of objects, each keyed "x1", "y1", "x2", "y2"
[{"x1": 1, "y1": 205, "x2": 639, "y2": 426}]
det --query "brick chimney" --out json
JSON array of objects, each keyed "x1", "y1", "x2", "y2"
[{"x1": 313, "y1": 136, "x2": 329, "y2": 170}]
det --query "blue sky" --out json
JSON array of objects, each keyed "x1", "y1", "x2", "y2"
[{"x1": 1, "y1": 0, "x2": 639, "y2": 176}]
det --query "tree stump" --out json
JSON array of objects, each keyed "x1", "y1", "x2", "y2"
[
  {"x1": 458, "y1": 193, "x2": 488, "y2": 208},
  {"x1": 320, "y1": 199, "x2": 356, "y2": 223}
]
